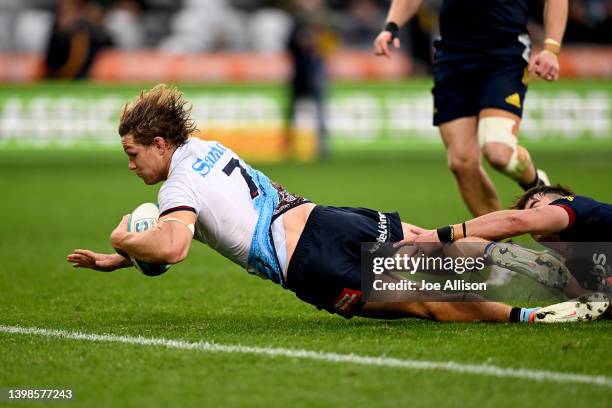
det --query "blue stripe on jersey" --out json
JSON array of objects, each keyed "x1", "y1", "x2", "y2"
[{"x1": 244, "y1": 164, "x2": 283, "y2": 285}]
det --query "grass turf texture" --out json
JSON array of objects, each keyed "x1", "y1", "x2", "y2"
[{"x1": 1, "y1": 147, "x2": 611, "y2": 407}]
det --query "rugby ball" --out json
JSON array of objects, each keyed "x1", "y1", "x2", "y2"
[{"x1": 127, "y1": 202, "x2": 170, "y2": 276}]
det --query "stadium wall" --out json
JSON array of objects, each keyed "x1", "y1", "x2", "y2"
[{"x1": 1, "y1": 48, "x2": 611, "y2": 82}]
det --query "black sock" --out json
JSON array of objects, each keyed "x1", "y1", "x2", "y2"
[{"x1": 509, "y1": 307, "x2": 521, "y2": 323}]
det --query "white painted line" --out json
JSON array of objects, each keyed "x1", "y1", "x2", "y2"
[{"x1": 2, "y1": 325, "x2": 611, "y2": 388}]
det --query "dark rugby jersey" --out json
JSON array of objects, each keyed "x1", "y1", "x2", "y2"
[
  {"x1": 550, "y1": 195, "x2": 612, "y2": 290},
  {"x1": 550, "y1": 195, "x2": 612, "y2": 242},
  {"x1": 437, "y1": 0, "x2": 529, "y2": 54}
]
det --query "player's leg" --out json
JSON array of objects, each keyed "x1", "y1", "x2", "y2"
[
  {"x1": 440, "y1": 118, "x2": 502, "y2": 216},
  {"x1": 477, "y1": 59, "x2": 548, "y2": 191},
  {"x1": 479, "y1": 108, "x2": 545, "y2": 189},
  {"x1": 358, "y1": 269, "x2": 539, "y2": 322},
  {"x1": 359, "y1": 264, "x2": 515, "y2": 322},
  {"x1": 283, "y1": 87, "x2": 299, "y2": 155},
  {"x1": 360, "y1": 298, "x2": 512, "y2": 322},
  {"x1": 359, "y1": 266, "x2": 609, "y2": 323},
  {"x1": 313, "y1": 89, "x2": 329, "y2": 159},
  {"x1": 433, "y1": 57, "x2": 501, "y2": 216},
  {"x1": 359, "y1": 293, "x2": 609, "y2": 323}
]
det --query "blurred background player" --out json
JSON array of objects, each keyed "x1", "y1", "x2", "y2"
[
  {"x1": 45, "y1": 0, "x2": 112, "y2": 79},
  {"x1": 374, "y1": 0, "x2": 568, "y2": 217},
  {"x1": 285, "y1": 0, "x2": 337, "y2": 159}
]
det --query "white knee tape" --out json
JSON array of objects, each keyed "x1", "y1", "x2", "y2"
[
  {"x1": 477, "y1": 117, "x2": 517, "y2": 149},
  {"x1": 478, "y1": 117, "x2": 525, "y2": 177},
  {"x1": 505, "y1": 148, "x2": 521, "y2": 177}
]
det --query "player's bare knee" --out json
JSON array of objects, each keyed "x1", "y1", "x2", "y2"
[
  {"x1": 404, "y1": 302, "x2": 437, "y2": 320},
  {"x1": 447, "y1": 155, "x2": 479, "y2": 176},
  {"x1": 414, "y1": 301, "x2": 472, "y2": 321},
  {"x1": 482, "y1": 144, "x2": 512, "y2": 171},
  {"x1": 419, "y1": 302, "x2": 453, "y2": 321}
]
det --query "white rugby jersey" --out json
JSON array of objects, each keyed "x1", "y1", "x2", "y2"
[{"x1": 158, "y1": 138, "x2": 287, "y2": 284}]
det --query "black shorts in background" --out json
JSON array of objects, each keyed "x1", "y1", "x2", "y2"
[
  {"x1": 285, "y1": 205, "x2": 404, "y2": 318},
  {"x1": 432, "y1": 54, "x2": 529, "y2": 126}
]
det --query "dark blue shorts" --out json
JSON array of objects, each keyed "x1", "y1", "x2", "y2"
[
  {"x1": 285, "y1": 205, "x2": 404, "y2": 318},
  {"x1": 432, "y1": 54, "x2": 529, "y2": 126}
]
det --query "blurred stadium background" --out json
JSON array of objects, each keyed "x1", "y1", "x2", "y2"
[{"x1": 0, "y1": 0, "x2": 610, "y2": 158}]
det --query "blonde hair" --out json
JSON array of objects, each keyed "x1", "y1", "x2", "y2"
[{"x1": 118, "y1": 84, "x2": 197, "y2": 146}]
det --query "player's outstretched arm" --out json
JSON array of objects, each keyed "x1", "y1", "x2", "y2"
[
  {"x1": 373, "y1": 0, "x2": 423, "y2": 58},
  {"x1": 463, "y1": 206, "x2": 570, "y2": 240},
  {"x1": 110, "y1": 211, "x2": 196, "y2": 265},
  {"x1": 529, "y1": 0, "x2": 567, "y2": 81},
  {"x1": 67, "y1": 249, "x2": 132, "y2": 272},
  {"x1": 403, "y1": 205, "x2": 571, "y2": 248}
]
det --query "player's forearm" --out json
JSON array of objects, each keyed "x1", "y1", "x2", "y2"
[
  {"x1": 462, "y1": 206, "x2": 569, "y2": 240},
  {"x1": 386, "y1": 0, "x2": 423, "y2": 27},
  {"x1": 113, "y1": 229, "x2": 183, "y2": 264},
  {"x1": 464, "y1": 210, "x2": 532, "y2": 240},
  {"x1": 542, "y1": 0, "x2": 568, "y2": 51}
]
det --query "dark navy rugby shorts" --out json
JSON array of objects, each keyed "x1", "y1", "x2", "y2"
[
  {"x1": 432, "y1": 55, "x2": 529, "y2": 126},
  {"x1": 285, "y1": 205, "x2": 404, "y2": 318}
]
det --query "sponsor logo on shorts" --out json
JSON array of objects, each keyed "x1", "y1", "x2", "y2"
[
  {"x1": 376, "y1": 212, "x2": 389, "y2": 243},
  {"x1": 505, "y1": 92, "x2": 521, "y2": 109},
  {"x1": 505, "y1": 93, "x2": 522, "y2": 109},
  {"x1": 333, "y1": 288, "x2": 362, "y2": 314}
]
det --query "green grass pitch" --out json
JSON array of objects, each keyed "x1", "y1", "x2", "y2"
[{"x1": 1, "y1": 146, "x2": 611, "y2": 407}]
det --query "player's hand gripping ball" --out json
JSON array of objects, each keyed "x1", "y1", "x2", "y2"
[{"x1": 127, "y1": 202, "x2": 171, "y2": 276}]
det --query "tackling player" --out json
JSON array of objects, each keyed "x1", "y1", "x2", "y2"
[
  {"x1": 374, "y1": 0, "x2": 568, "y2": 216},
  {"x1": 409, "y1": 185, "x2": 612, "y2": 293},
  {"x1": 67, "y1": 85, "x2": 605, "y2": 324}
]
